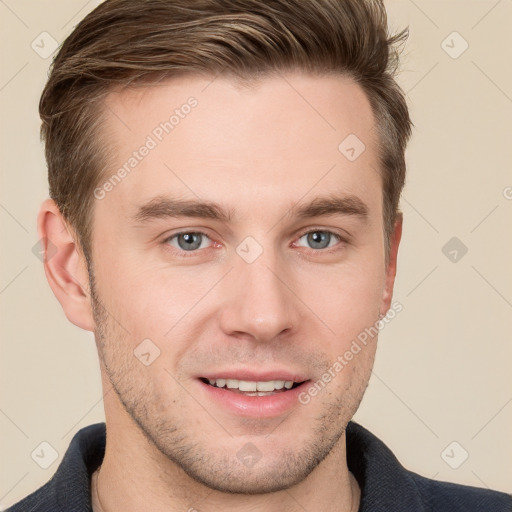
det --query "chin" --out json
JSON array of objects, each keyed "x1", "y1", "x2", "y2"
[{"x1": 180, "y1": 458, "x2": 316, "y2": 495}]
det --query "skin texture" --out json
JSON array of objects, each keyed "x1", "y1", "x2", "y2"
[{"x1": 39, "y1": 72, "x2": 401, "y2": 512}]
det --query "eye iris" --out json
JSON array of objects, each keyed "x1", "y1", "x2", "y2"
[
  {"x1": 308, "y1": 231, "x2": 330, "y2": 249},
  {"x1": 178, "y1": 233, "x2": 202, "y2": 251},
  {"x1": 174, "y1": 232, "x2": 333, "y2": 251}
]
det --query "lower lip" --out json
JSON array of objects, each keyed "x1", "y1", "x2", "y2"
[{"x1": 197, "y1": 379, "x2": 310, "y2": 418}]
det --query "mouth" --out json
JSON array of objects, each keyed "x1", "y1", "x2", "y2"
[
  {"x1": 196, "y1": 370, "x2": 311, "y2": 417},
  {"x1": 199, "y1": 377, "x2": 306, "y2": 396}
]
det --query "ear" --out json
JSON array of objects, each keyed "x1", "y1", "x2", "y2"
[
  {"x1": 37, "y1": 198, "x2": 95, "y2": 331},
  {"x1": 379, "y1": 213, "x2": 403, "y2": 318}
]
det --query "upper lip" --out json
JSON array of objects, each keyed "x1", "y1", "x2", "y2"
[{"x1": 199, "y1": 370, "x2": 309, "y2": 382}]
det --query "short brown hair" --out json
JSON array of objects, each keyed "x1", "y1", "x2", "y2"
[{"x1": 40, "y1": 0, "x2": 412, "y2": 262}]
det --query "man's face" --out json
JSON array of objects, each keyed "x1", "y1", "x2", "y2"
[{"x1": 89, "y1": 72, "x2": 397, "y2": 493}]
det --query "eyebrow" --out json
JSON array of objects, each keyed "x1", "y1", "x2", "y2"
[
  {"x1": 292, "y1": 194, "x2": 368, "y2": 221},
  {"x1": 132, "y1": 193, "x2": 369, "y2": 224},
  {"x1": 133, "y1": 196, "x2": 234, "y2": 224}
]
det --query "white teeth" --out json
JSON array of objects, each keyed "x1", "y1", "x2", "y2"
[
  {"x1": 256, "y1": 381, "x2": 275, "y2": 392},
  {"x1": 239, "y1": 380, "x2": 257, "y2": 391},
  {"x1": 206, "y1": 378, "x2": 300, "y2": 392}
]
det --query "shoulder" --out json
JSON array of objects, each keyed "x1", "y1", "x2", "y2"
[
  {"x1": 346, "y1": 421, "x2": 512, "y2": 512},
  {"x1": 408, "y1": 471, "x2": 512, "y2": 511},
  {"x1": 6, "y1": 423, "x2": 106, "y2": 512},
  {"x1": 6, "y1": 487, "x2": 55, "y2": 512}
]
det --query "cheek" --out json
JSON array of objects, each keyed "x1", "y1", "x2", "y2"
[
  {"x1": 304, "y1": 261, "x2": 385, "y2": 345},
  {"x1": 94, "y1": 258, "x2": 219, "y2": 345}
]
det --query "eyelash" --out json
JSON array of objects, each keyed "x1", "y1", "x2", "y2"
[{"x1": 161, "y1": 228, "x2": 347, "y2": 258}]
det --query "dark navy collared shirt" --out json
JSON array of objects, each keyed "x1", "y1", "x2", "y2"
[{"x1": 7, "y1": 421, "x2": 512, "y2": 511}]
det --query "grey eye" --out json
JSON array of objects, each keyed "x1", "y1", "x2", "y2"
[
  {"x1": 297, "y1": 231, "x2": 339, "y2": 250},
  {"x1": 168, "y1": 232, "x2": 210, "y2": 251}
]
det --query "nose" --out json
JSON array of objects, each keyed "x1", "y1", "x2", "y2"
[{"x1": 218, "y1": 248, "x2": 300, "y2": 343}]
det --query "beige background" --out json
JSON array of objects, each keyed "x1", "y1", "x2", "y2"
[{"x1": 1, "y1": 0, "x2": 511, "y2": 508}]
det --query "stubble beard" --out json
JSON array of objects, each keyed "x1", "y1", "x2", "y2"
[{"x1": 88, "y1": 271, "x2": 371, "y2": 495}]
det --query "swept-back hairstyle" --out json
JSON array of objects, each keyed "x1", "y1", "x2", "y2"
[{"x1": 40, "y1": 0, "x2": 412, "y2": 261}]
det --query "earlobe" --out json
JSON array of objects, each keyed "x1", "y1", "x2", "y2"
[
  {"x1": 37, "y1": 198, "x2": 95, "y2": 331},
  {"x1": 380, "y1": 213, "x2": 403, "y2": 318}
]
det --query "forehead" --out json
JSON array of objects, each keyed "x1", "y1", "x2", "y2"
[{"x1": 96, "y1": 72, "x2": 381, "y2": 221}]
